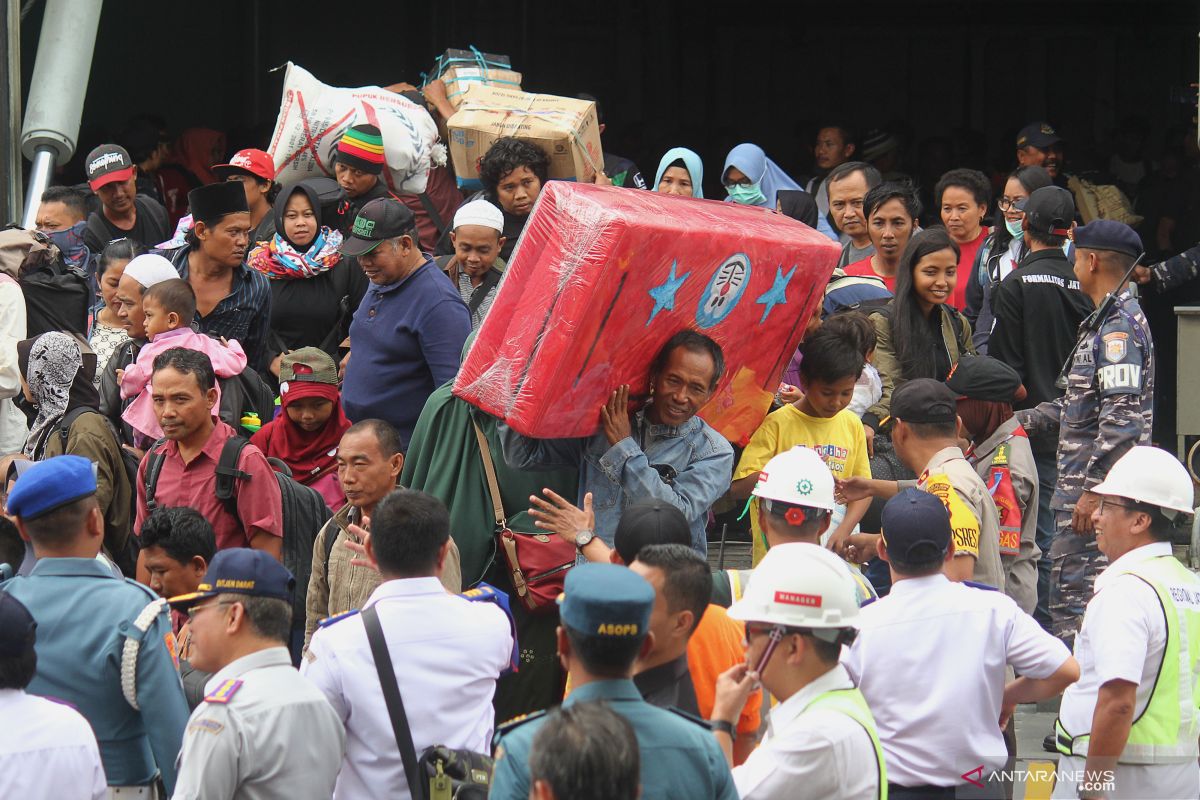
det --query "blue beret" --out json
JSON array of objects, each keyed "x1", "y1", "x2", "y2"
[
  {"x1": 168, "y1": 548, "x2": 295, "y2": 608},
  {"x1": 1074, "y1": 220, "x2": 1142, "y2": 258},
  {"x1": 559, "y1": 563, "x2": 654, "y2": 639},
  {"x1": 6, "y1": 455, "x2": 96, "y2": 520}
]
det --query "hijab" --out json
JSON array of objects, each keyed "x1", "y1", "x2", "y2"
[
  {"x1": 776, "y1": 190, "x2": 819, "y2": 229},
  {"x1": 18, "y1": 332, "x2": 101, "y2": 459},
  {"x1": 249, "y1": 183, "x2": 343, "y2": 280},
  {"x1": 722, "y1": 143, "x2": 802, "y2": 208},
  {"x1": 957, "y1": 398, "x2": 1013, "y2": 447},
  {"x1": 250, "y1": 381, "x2": 350, "y2": 485},
  {"x1": 653, "y1": 148, "x2": 704, "y2": 198}
]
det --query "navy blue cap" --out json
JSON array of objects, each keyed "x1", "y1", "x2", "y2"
[
  {"x1": 1073, "y1": 220, "x2": 1143, "y2": 259},
  {"x1": 6, "y1": 455, "x2": 97, "y2": 520},
  {"x1": 0, "y1": 592, "x2": 36, "y2": 657},
  {"x1": 1016, "y1": 121, "x2": 1061, "y2": 149},
  {"x1": 167, "y1": 548, "x2": 295, "y2": 609},
  {"x1": 881, "y1": 488, "x2": 952, "y2": 563},
  {"x1": 891, "y1": 378, "x2": 958, "y2": 424},
  {"x1": 559, "y1": 563, "x2": 654, "y2": 639}
]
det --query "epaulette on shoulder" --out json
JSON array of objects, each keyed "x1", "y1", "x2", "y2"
[
  {"x1": 318, "y1": 609, "x2": 361, "y2": 628},
  {"x1": 666, "y1": 706, "x2": 712, "y2": 728},
  {"x1": 962, "y1": 580, "x2": 1000, "y2": 592},
  {"x1": 204, "y1": 679, "x2": 244, "y2": 704},
  {"x1": 123, "y1": 577, "x2": 159, "y2": 601},
  {"x1": 495, "y1": 708, "x2": 549, "y2": 738}
]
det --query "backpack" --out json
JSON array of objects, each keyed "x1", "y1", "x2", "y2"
[
  {"x1": 0, "y1": 228, "x2": 91, "y2": 337},
  {"x1": 143, "y1": 436, "x2": 333, "y2": 637},
  {"x1": 218, "y1": 369, "x2": 278, "y2": 433}
]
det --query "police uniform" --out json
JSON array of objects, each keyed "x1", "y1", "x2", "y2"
[
  {"x1": 489, "y1": 563, "x2": 737, "y2": 800},
  {"x1": 1017, "y1": 222, "x2": 1154, "y2": 646},
  {"x1": 0, "y1": 456, "x2": 190, "y2": 796},
  {"x1": 168, "y1": 550, "x2": 345, "y2": 800}
]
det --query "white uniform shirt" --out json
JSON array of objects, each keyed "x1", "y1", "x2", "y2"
[
  {"x1": 1052, "y1": 542, "x2": 1200, "y2": 800},
  {"x1": 172, "y1": 646, "x2": 345, "y2": 800},
  {"x1": 732, "y1": 664, "x2": 880, "y2": 800},
  {"x1": 0, "y1": 688, "x2": 106, "y2": 799},
  {"x1": 302, "y1": 576, "x2": 513, "y2": 800},
  {"x1": 843, "y1": 573, "x2": 1069, "y2": 788}
]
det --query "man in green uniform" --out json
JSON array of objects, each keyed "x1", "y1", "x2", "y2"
[{"x1": 489, "y1": 562, "x2": 737, "y2": 800}]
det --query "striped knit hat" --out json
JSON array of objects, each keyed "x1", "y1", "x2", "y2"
[{"x1": 336, "y1": 124, "x2": 385, "y2": 175}]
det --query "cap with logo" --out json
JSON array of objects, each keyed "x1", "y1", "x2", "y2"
[
  {"x1": 5, "y1": 454, "x2": 97, "y2": 520},
  {"x1": 752, "y1": 446, "x2": 836, "y2": 511},
  {"x1": 339, "y1": 198, "x2": 416, "y2": 257},
  {"x1": 727, "y1": 542, "x2": 859, "y2": 630},
  {"x1": 1016, "y1": 122, "x2": 1062, "y2": 150},
  {"x1": 279, "y1": 346, "x2": 340, "y2": 406},
  {"x1": 188, "y1": 181, "x2": 250, "y2": 225},
  {"x1": 558, "y1": 562, "x2": 653, "y2": 640},
  {"x1": 1073, "y1": 219, "x2": 1143, "y2": 259},
  {"x1": 890, "y1": 378, "x2": 958, "y2": 424},
  {"x1": 1016, "y1": 186, "x2": 1075, "y2": 237},
  {"x1": 167, "y1": 548, "x2": 296, "y2": 609},
  {"x1": 212, "y1": 149, "x2": 275, "y2": 183},
  {"x1": 945, "y1": 355, "x2": 1026, "y2": 404},
  {"x1": 85, "y1": 144, "x2": 135, "y2": 191},
  {"x1": 0, "y1": 592, "x2": 36, "y2": 658},
  {"x1": 336, "y1": 124, "x2": 386, "y2": 176},
  {"x1": 881, "y1": 487, "x2": 953, "y2": 563}
]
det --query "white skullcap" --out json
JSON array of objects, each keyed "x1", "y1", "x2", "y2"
[
  {"x1": 123, "y1": 254, "x2": 180, "y2": 289},
  {"x1": 453, "y1": 199, "x2": 505, "y2": 233}
]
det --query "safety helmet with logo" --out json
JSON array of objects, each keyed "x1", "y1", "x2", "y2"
[
  {"x1": 1092, "y1": 446, "x2": 1195, "y2": 519},
  {"x1": 752, "y1": 446, "x2": 836, "y2": 516},
  {"x1": 728, "y1": 542, "x2": 859, "y2": 637}
]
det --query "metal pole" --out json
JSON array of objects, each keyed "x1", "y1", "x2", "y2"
[
  {"x1": 19, "y1": 0, "x2": 105, "y2": 228},
  {"x1": 716, "y1": 523, "x2": 728, "y2": 571},
  {"x1": 1, "y1": 0, "x2": 22, "y2": 225}
]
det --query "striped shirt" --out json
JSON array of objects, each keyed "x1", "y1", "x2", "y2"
[{"x1": 164, "y1": 244, "x2": 273, "y2": 369}]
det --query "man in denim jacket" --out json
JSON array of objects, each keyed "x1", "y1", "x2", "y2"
[{"x1": 500, "y1": 330, "x2": 734, "y2": 555}]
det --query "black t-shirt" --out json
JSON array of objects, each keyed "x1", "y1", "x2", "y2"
[
  {"x1": 604, "y1": 152, "x2": 646, "y2": 189},
  {"x1": 83, "y1": 195, "x2": 170, "y2": 252}
]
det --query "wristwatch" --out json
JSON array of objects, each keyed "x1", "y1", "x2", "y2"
[
  {"x1": 710, "y1": 719, "x2": 737, "y2": 740},
  {"x1": 574, "y1": 529, "x2": 595, "y2": 549}
]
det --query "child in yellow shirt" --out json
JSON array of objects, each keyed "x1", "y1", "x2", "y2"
[{"x1": 732, "y1": 326, "x2": 873, "y2": 564}]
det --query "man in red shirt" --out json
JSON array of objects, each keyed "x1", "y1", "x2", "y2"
[
  {"x1": 134, "y1": 347, "x2": 283, "y2": 557},
  {"x1": 842, "y1": 182, "x2": 921, "y2": 292}
]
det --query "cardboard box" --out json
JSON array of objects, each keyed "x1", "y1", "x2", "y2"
[
  {"x1": 441, "y1": 65, "x2": 523, "y2": 109},
  {"x1": 453, "y1": 182, "x2": 840, "y2": 446},
  {"x1": 447, "y1": 84, "x2": 603, "y2": 190}
]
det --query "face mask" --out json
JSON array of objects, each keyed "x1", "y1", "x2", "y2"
[
  {"x1": 1004, "y1": 218, "x2": 1024, "y2": 238},
  {"x1": 727, "y1": 182, "x2": 767, "y2": 206},
  {"x1": 46, "y1": 221, "x2": 89, "y2": 267}
]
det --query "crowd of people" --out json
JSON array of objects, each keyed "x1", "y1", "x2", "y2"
[{"x1": 0, "y1": 74, "x2": 1198, "y2": 800}]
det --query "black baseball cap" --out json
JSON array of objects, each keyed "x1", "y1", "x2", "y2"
[
  {"x1": 1073, "y1": 220, "x2": 1143, "y2": 259},
  {"x1": 891, "y1": 378, "x2": 957, "y2": 424},
  {"x1": 340, "y1": 198, "x2": 417, "y2": 257},
  {"x1": 881, "y1": 488, "x2": 952, "y2": 563},
  {"x1": 0, "y1": 592, "x2": 36, "y2": 658},
  {"x1": 946, "y1": 355, "x2": 1027, "y2": 404},
  {"x1": 1016, "y1": 122, "x2": 1062, "y2": 150},
  {"x1": 85, "y1": 144, "x2": 135, "y2": 191},
  {"x1": 167, "y1": 548, "x2": 295, "y2": 609},
  {"x1": 1017, "y1": 186, "x2": 1074, "y2": 237},
  {"x1": 614, "y1": 500, "x2": 691, "y2": 562}
]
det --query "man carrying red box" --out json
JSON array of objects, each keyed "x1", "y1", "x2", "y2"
[{"x1": 500, "y1": 330, "x2": 734, "y2": 556}]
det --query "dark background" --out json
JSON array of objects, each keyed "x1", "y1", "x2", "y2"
[{"x1": 17, "y1": 0, "x2": 1200, "y2": 198}]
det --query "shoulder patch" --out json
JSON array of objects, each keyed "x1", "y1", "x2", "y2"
[
  {"x1": 204, "y1": 679, "x2": 244, "y2": 704},
  {"x1": 318, "y1": 608, "x2": 361, "y2": 628},
  {"x1": 188, "y1": 718, "x2": 225, "y2": 735},
  {"x1": 666, "y1": 706, "x2": 713, "y2": 728}
]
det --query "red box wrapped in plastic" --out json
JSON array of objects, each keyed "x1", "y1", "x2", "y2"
[{"x1": 453, "y1": 182, "x2": 840, "y2": 445}]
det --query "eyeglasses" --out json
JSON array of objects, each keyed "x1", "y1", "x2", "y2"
[
  {"x1": 1098, "y1": 498, "x2": 1135, "y2": 515},
  {"x1": 997, "y1": 197, "x2": 1026, "y2": 212},
  {"x1": 187, "y1": 600, "x2": 233, "y2": 620}
]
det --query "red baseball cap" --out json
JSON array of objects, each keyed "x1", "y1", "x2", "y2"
[
  {"x1": 212, "y1": 148, "x2": 275, "y2": 182},
  {"x1": 85, "y1": 144, "x2": 135, "y2": 191}
]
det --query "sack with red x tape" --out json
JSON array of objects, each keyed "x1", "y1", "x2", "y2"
[{"x1": 267, "y1": 63, "x2": 445, "y2": 194}]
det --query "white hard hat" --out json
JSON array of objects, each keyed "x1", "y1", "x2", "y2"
[
  {"x1": 751, "y1": 446, "x2": 836, "y2": 511},
  {"x1": 1092, "y1": 446, "x2": 1195, "y2": 517},
  {"x1": 728, "y1": 542, "x2": 859, "y2": 629}
]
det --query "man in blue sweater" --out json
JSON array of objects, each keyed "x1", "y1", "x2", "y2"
[{"x1": 340, "y1": 199, "x2": 470, "y2": 446}]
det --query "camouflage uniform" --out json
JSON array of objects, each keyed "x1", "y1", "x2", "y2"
[
  {"x1": 1147, "y1": 243, "x2": 1200, "y2": 292},
  {"x1": 1015, "y1": 290, "x2": 1154, "y2": 646}
]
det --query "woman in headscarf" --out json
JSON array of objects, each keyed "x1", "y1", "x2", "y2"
[
  {"x1": 722, "y1": 144, "x2": 836, "y2": 239},
  {"x1": 654, "y1": 147, "x2": 704, "y2": 198},
  {"x1": 249, "y1": 179, "x2": 368, "y2": 378},
  {"x1": 17, "y1": 332, "x2": 132, "y2": 566},
  {"x1": 947, "y1": 354, "x2": 1039, "y2": 615},
  {"x1": 249, "y1": 348, "x2": 350, "y2": 510},
  {"x1": 775, "y1": 189, "x2": 819, "y2": 229}
]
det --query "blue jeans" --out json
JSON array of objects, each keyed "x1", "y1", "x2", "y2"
[{"x1": 1033, "y1": 451, "x2": 1057, "y2": 630}]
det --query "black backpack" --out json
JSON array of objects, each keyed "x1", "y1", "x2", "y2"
[
  {"x1": 142, "y1": 435, "x2": 333, "y2": 641},
  {"x1": 218, "y1": 369, "x2": 277, "y2": 431},
  {"x1": 19, "y1": 237, "x2": 91, "y2": 338}
]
